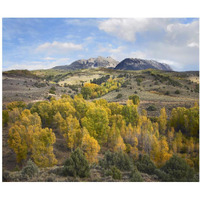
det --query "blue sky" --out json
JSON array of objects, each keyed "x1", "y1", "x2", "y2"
[{"x1": 2, "y1": 18, "x2": 199, "y2": 71}]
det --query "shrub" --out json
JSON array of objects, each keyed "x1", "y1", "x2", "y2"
[
  {"x1": 104, "y1": 169, "x2": 113, "y2": 176},
  {"x1": 130, "y1": 166, "x2": 143, "y2": 182},
  {"x1": 165, "y1": 91, "x2": 170, "y2": 95},
  {"x1": 111, "y1": 166, "x2": 122, "y2": 180},
  {"x1": 49, "y1": 86, "x2": 56, "y2": 94},
  {"x1": 161, "y1": 155, "x2": 196, "y2": 182},
  {"x1": 175, "y1": 90, "x2": 180, "y2": 94},
  {"x1": 63, "y1": 148, "x2": 90, "y2": 178},
  {"x1": 3, "y1": 110, "x2": 9, "y2": 127},
  {"x1": 21, "y1": 159, "x2": 39, "y2": 179},
  {"x1": 154, "y1": 169, "x2": 170, "y2": 182},
  {"x1": 2, "y1": 170, "x2": 11, "y2": 182},
  {"x1": 128, "y1": 94, "x2": 140, "y2": 105},
  {"x1": 33, "y1": 82, "x2": 46, "y2": 88},
  {"x1": 99, "y1": 151, "x2": 132, "y2": 171},
  {"x1": 136, "y1": 78, "x2": 142, "y2": 86},
  {"x1": 136, "y1": 155, "x2": 157, "y2": 175},
  {"x1": 116, "y1": 94, "x2": 123, "y2": 99},
  {"x1": 147, "y1": 105, "x2": 157, "y2": 111}
]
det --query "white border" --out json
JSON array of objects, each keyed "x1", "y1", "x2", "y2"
[{"x1": 0, "y1": 1, "x2": 200, "y2": 200}]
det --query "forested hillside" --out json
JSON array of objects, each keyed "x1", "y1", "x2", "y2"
[{"x1": 2, "y1": 94, "x2": 199, "y2": 182}]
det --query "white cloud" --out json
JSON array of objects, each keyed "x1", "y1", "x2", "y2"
[
  {"x1": 99, "y1": 18, "x2": 168, "y2": 42},
  {"x1": 188, "y1": 42, "x2": 199, "y2": 48},
  {"x1": 5, "y1": 58, "x2": 70, "y2": 71},
  {"x1": 97, "y1": 43, "x2": 147, "y2": 61},
  {"x1": 84, "y1": 36, "x2": 94, "y2": 43},
  {"x1": 99, "y1": 19, "x2": 199, "y2": 70},
  {"x1": 43, "y1": 57, "x2": 55, "y2": 61},
  {"x1": 98, "y1": 45, "x2": 124, "y2": 54},
  {"x1": 36, "y1": 41, "x2": 83, "y2": 55},
  {"x1": 165, "y1": 21, "x2": 199, "y2": 46}
]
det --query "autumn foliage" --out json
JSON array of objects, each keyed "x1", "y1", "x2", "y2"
[{"x1": 4, "y1": 94, "x2": 199, "y2": 174}]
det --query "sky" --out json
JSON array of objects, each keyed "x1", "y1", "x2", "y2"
[{"x1": 2, "y1": 18, "x2": 199, "y2": 71}]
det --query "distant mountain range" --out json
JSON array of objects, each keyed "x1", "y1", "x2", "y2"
[
  {"x1": 115, "y1": 58, "x2": 172, "y2": 71},
  {"x1": 53, "y1": 56, "x2": 119, "y2": 70},
  {"x1": 53, "y1": 56, "x2": 172, "y2": 71}
]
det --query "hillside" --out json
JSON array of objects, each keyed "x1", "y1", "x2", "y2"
[
  {"x1": 3, "y1": 68, "x2": 199, "y2": 117},
  {"x1": 2, "y1": 67, "x2": 199, "y2": 182},
  {"x1": 115, "y1": 58, "x2": 172, "y2": 71},
  {"x1": 54, "y1": 56, "x2": 119, "y2": 70}
]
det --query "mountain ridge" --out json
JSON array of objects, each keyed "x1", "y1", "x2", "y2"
[
  {"x1": 53, "y1": 56, "x2": 119, "y2": 70},
  {"x1": 115, "y1": 58, "x2": 172, "y2": 71}
]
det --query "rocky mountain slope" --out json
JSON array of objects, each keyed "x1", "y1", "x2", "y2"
[
  {"x1": 54, "y1": 56, "x2": 119, "y2": 70},
  {"x1": 115, "y1": 58, "x2": 172, "y2": 71}
]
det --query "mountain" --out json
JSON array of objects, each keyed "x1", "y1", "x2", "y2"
[
  {"x1": 53, "y1": 56, "x2": 119, "y2": 70},
  {"x1": 114, "y1": 58, "x2": 172, "y2": 71}
]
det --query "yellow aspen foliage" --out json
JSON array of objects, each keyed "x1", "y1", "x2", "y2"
[
  {"x1": 152, "y1": 122, "x2": 159, "y2": 138},
  {"x1": 157, "y1": 136, "x2": 171, "y2": 167},
  {"x1": 32, "y1": 128, "x2": 57, "y2": 167},
  {"x1": 169, "y1": 106, "x2": 199, "y2": 137},
  {"x1": 8, "y1": 107, "x2": 21, "y2": 124},
  {"x1": 8, "y1": 110, "x2": 57, "y2": 167},
  {"x1": 81, "y1": 127, "x2": 100, "y2": 163},
  {"x1": 172, "y1": 139, "x2": 178, "y2": 153},
  {"x1": 122, "y1": 101, "x2": 139, "y2": 127},
  {"x1": 20, "y1": 109, "x2": 41, "y2": 127},
  {"x1": 52, "y1": 99, "x2": 76, "y2": 119},
  {"x1": 107, "y1": 123, "x2": 121, "y2": 150},
  {"x1": 113, "y1": 135, "x2": 126, "y2": 152},
  {"x1": 53, "y1": 111, "x2": 65, "y2": 133},
  {"x1": 186, "y1": 137, "x2": 195, "y2": 154},
  {"x1": 124, "y1": 124, "x2": 139, "y2": 147},
  {"x1": 108, "y1": 102, "x2": 123, "y2": 115},
  {"x1": 81, "y1": 105, "x2": 109, "y2": 145},
  {"x1": 63, "y1": 115, "x2": 82, "y2": 150},
  {"x1": 150, "y1": 135, "x2": 160, "y2": 164},
  {"x1": 73, "y1": 94, "x2": 89, "y2": 120},
  {"x1": 109, "y1": 114, "x2": 124, "y2": 131},
  {"x1": 37, "y1": 101, "x2": 53, "y2": 126},
  {"x1": 138, "y1": 115, "x2": 153, "y2": 153},
  {"x1": 133, "y1": 136, "x2": 138, "y2": 147},
  {"x1": 158, "y1": 107, "x2": 167, "y2": 135},
  {"x1": 124, "y1": 123, "x2": 134, "y2": 144},
  {"x1": 130, "y1": 146, "x2": 139, "y2": 160},
  {"x1": 8, "y1": 124, "x2": 28, "y2": 163},
  {"x1": 120, "y1": 120, "x2": 126, "y2": 138},
  {"x1": 141, "y1": 109, "x2": 147, "y2": 117},
  {"x1": 6, "y1": 101, "x2": 26, "y2": 111}
]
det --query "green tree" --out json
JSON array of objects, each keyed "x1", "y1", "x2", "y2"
[
  {"x1": 161, "y1": 155, "x2": 196, "y2": 181},
  {"x1": 63, "y1": 148, "x2": 90, "y2": 178}
]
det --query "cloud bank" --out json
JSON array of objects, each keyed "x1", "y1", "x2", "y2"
[{"x1": 99, "y1": 18, "x2": 199, "y2": 70}]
